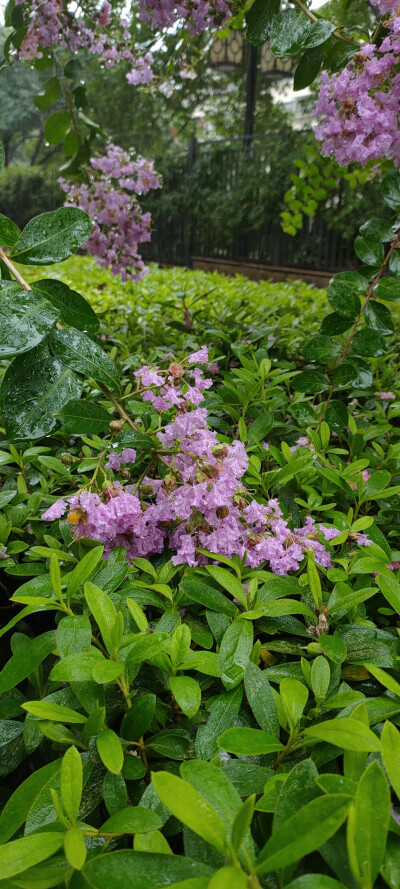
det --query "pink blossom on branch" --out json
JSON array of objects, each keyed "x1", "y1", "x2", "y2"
[
  {"x1": 60, "y1": 144, "x2": 161, "y2": 281},
  {"x1": 43, "y1": 358, "x2": 368, "y2": 575},
  {"x1": 315, "y1": 9, "x2": 400, "y2": 166},
  {"x1": 15, "y1": 0, "x2": 154, "y2": 85}
]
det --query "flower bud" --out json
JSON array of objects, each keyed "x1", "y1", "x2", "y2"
[
  {"x1": 141, "y1": 484, "x2": 154, "y2": 495},
  {"x1": 60, "y1": 452, "x2": 73, "y2": 465},
  {"x1": 248, "y1": 534, "x2": 263, "y2": 547},
  {"x1": 109, "y1": 419, "x2": 124, "y2": 434},
  {"x1": 162, "y1": 473, "x2": 178, "y2": 492},
  {"x1": 212, "y1": 444, "x2": 228, "y2": 459},
  {"x1": 216, "y1": 506, "x2": 229, "y2": 519}
]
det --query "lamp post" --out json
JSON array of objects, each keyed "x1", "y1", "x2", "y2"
[{"x1": 209, "y1": 31, "x2": 293, "y2": 147}]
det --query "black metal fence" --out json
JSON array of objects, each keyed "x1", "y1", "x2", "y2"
[{"x1": 142, "y1": 131, "x2": 382, "y2": 273}]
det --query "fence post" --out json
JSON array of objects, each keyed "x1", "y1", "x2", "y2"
[{"x1": 185, "y1": 135, "x2": 197, "y2": 268}]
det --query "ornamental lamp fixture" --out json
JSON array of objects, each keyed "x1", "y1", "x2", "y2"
[
  {"x1": 209, "y1": 30, "x2": 244, "y2": 70},
  {"x1": 209, "y1": 31, "x2": 293, "y2": 144},
  {"x1": 260, "y1": 42, "x2": 293, "y2": 78}
]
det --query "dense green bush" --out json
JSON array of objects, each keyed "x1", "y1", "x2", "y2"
[
  {"x1": 1, "y1": 234, "x2": 400, "y2": 887},
  {"x1": 0, "y1": 164, "x2": 63, "y2": 229}
]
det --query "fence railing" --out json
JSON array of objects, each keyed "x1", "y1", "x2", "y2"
[{"x1": 141, "y1": 131, "x2": 381, "y2": 274}]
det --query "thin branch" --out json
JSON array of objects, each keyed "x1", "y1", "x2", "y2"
[{"x1": 0, "y1": 248, "x2": 31, "y2": 290}]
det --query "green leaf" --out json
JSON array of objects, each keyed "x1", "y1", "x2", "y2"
[
  {"x1": 350, "y1": 761, "x2": 390, "y2": 886},
  {"x1": 50, "y1": 329, "x2": 120, "y2": 392},
  {"x1": 0, "y1": 213, "x2": 21, "y2": 247},
  {"x1": 327, "y1": 275, "x2": 362, "y2": 318},
  {"x1": 92, "y1": 660, "x2": 124, "y2": 684},
  {"x1": 382, "y1": 171, "x2": 400, "y2": 210},
  {"x1": 68, "y1": 851, "x2": 212, "y2": 888},
  {"x1": 320, "y1": 312, "x2": 353, "y2": 335},
  {"x1": 61, "y1": 746, "x2": 82, "y2": 823},
  {"x1": 284, "y1": 877, "x2": 348, "y2": 889},
  {"x1": 325, "y1": 400, "x2": 349, "y2": 432},
  {"x1": 0, "y1": 285, "x2": 59, "y2": 358},
  {"x1": 274, "y1": 760, "x2": 319, "y2": 832},
  {"x1": 122, "y1": 756, "x2": 146, "y2": 781},
  {"x1": 205, "y1": 566, "x2": 247, "y2": 607},
  {"x1": 303, "y1": 718, "x2": 381, "y2": 751},
  {"x1": 0, "y1": 632, "x2": 55, "y2": 695},
  {"x1": 58, "y1": 399, "x2": 111, "y2": 434},
  {"x1": 302, "y1": 334, "x2": 341, "y2": 362},
  {"x1": 270, "y1": 8, "x2": 312, "y2": 57},
  {"x1": 381, "y1": 720, "x2": 400, "y2": 801},
  {"x1": 0, "y1": 759, "x2": 60, "y2": 843},
  {"x1": 231, "y1": 795, "x2": 255, "y2": 854},
  {"x1": 2, "y1": 356, "x2": 83, "y2": 441},
  {"x1": 374, "y1": 277, "x2": 400, "y2": 301},
  {"x1": 100, "y1": 807, "x2": 162, "y2": 835},
  {"x1": 66, "y1": 548, "x2": 104, "y2": 600},
  {"x1": 351, "y1": 329, "x2": 387, "y2": 357},
  {"x1": 319, "y1": 635, "x2": 347, "y2": 664},
  {"x1": 246, "y1": 0, "x2": 280, "y2": 46},
  {"x1": 311, "y1": 656, "x2": 330, "y2": 702},
  {"x1": 64, "y1": 827, "x2": 87, "y2": 870},
  {"x1": 11, "y1": 208, "x2": 91, "y2": 265},
  {"x1": 97, "y1": 729, "x2": 124, "y2": 775},
  {"x1": 181, "y1": 759, "x2": 254, "y2": 865},
  {"x1": 84, "y1": 581, "x2": 117, "y2": 654},
  {"x1": 280, "y1": 678, "x2": 308, "y2": 729},
  {"x1": 147, "y1": 729, "x2": 190, "y2": 760},
  {"x1": 364, "y1": 300, "x2": 394, "y2": 333},
  {"x1": 0, "y1": 832, "x2": 64, "y2": 879},
  {"x1": 256, "y1": 795, "x2": 351, "y2": 874},
  {"x1": 195, "y1": 687, "x2": 243, "y2": 761},
  {"x1": 121, "y1": 694, "x2": 156, "y2": 741},
  {"x1": 354, "y1": 234, "x2": 384, "y2": 266},
  {"x1": 125, "y1": 633, "x2": 170, "y2": 664},
  {"x1": 361, "y1": 469, "x2": 391, "y2": 501},
  {"x1": 170, "y1": 676, "x2": 201, "y2": 718},
  {"x1": 219, "y1": 620, "x2": 253, "y2": 690},
  {"x1": 34, "y1": 76, "x2": 61, "y2": 110},
  {"x1": 44, "y1": 110, "x2": 71, "y2": 144},
  {"x1": 218, "y1": 726, "x2": 284, "y2": 755},
  {"x1": 180, "y1": 579, "x2": 237, "y2": 617},
  {"x1": 21, "y1": 701, "x2": 85, "y2": 723},
  {"x1": 249, "y1": 410, "x2": 273, "y2": 442},
  {"x1": 379, "y1": 574, "x2": 400, "y2": 614},
  {"x1": 327, "y1": 585, "x2": 376, "y2": 616},
  {"x1": 207, "y1": 869, "x2": 247, "y2": 889},
  {"x1": 244, "y1": 662, "x2": 279, "y2": 737},
  {"x1": 32, "y1": 279, "x2": 99, "y2": 333},
  {"x1": 303, "y1": 18, "x2": 336, "y2": 47},
  {"x1": 292, "y1": 371, "x2": 329, "y2": 393},
  {"x1": 152, "y1": 771, "x2": 227, "y2": 852},
  {"x1": 50, "y1": 649, "x2": 105, "y2": 682}
]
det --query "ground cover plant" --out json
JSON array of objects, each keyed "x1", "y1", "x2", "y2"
[
  {"x1": 0, "y1": 229, "x2": 400, "y2": 888},
  {"x1": 2, "y1": 0, "x2": 400, "y2": 887}
]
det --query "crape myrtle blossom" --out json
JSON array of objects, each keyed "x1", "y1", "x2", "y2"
[
  {"x1": 60, "y1": 144, "x2": 161, "y2": 281},
  {"x1": 43, "y1": 349, "x2": 366, "y2": 574},
  {"x1": 316, "y1": 4, "x2": 400, "y2": 166},
  {"x1": 138, "y1": 0, "x2": 233, "y2": 35},
  {"x1": 14, "y1": 0, "x2": 154, "y2": 86}
]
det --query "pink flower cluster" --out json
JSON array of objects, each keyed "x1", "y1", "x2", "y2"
[
  {"x1": 316, "y1": 7, "x2": 400, "y2": 165},
  {"x1": 138, "y1": 0, "x2": 231, "y2": 35},
  {"x1": 14, "y1": 0, "x2": 153, "y2": 86},
  {"x1": 42, "y1": 349, "x2": 356, "y2": 575},
  {"x1": 60, "y1": 144, "x2": 161, "y2": 281}
]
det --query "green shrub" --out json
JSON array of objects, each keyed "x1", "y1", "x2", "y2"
[{"x1": 0, "y1": 164, "x2": 63, "y2": 229}]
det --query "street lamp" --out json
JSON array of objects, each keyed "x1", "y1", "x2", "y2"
[{"x1": 209, "y1": 31, "x2": 293, "y2": 145}]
